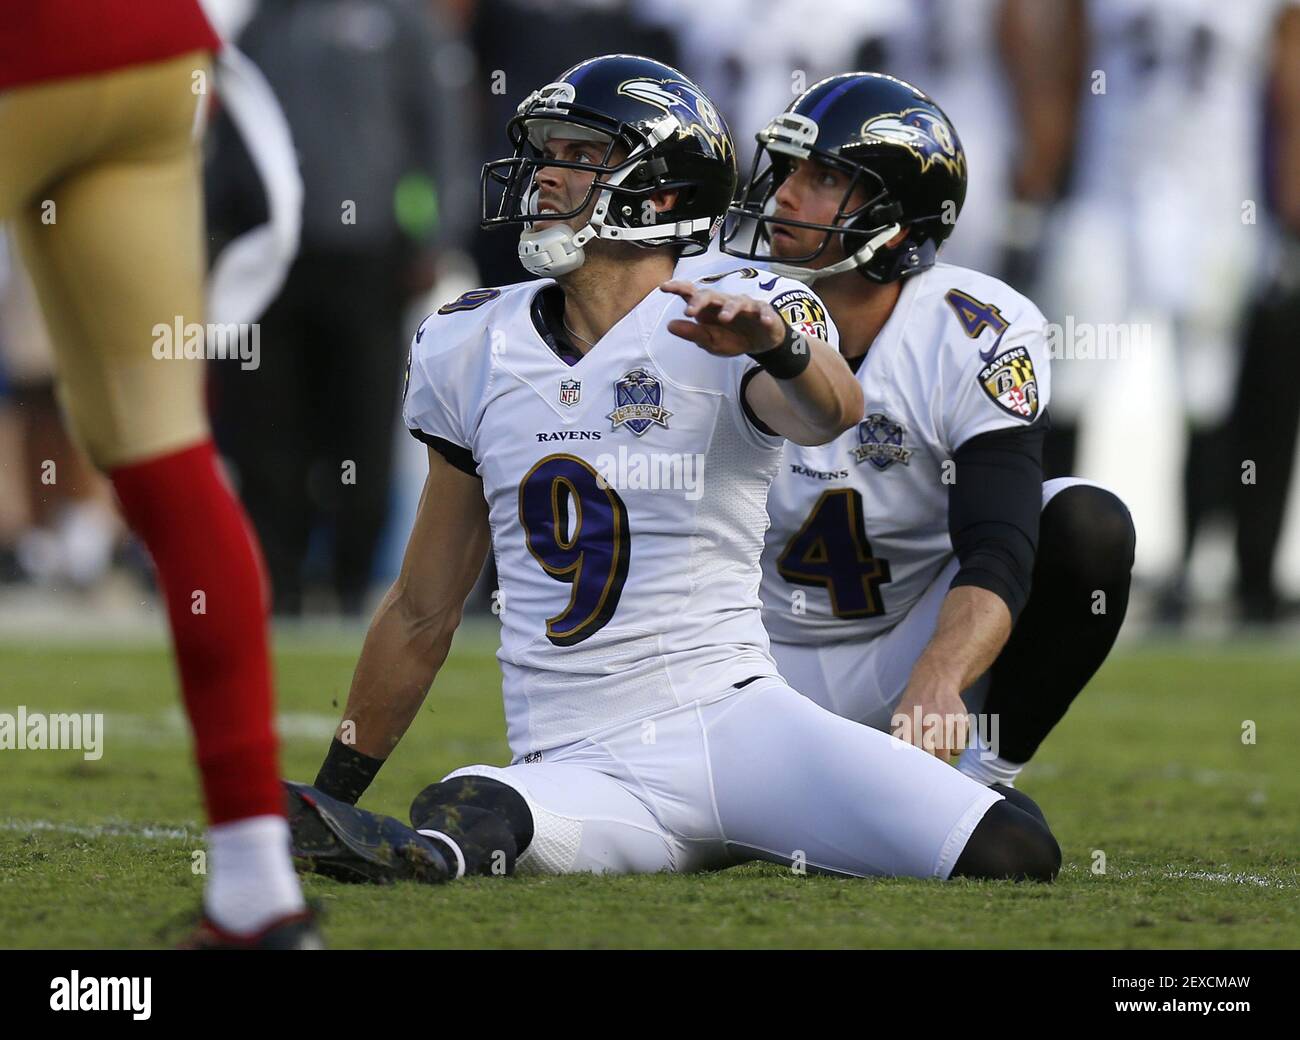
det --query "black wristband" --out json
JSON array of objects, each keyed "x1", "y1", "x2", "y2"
[
  {"x1": 749, "y1": 318, "x2": 811, "y2": 380},
  {"x1": 313, "y1": 737, "x2": 385, "y2": 805}
]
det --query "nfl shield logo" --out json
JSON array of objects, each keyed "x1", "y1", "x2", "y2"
[
  {"x1": 607, "y1": 368, "x2": 672, "y2": 436},
  {"x1": 558, "y1": 379, "x2": 581, "y2": 407}
]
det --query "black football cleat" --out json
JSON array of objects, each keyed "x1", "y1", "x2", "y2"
[
  {"x1": 284, "y1": 780, "x2": 451, "y2": 885},
  {"x1": 180, "y1": 909, "x2": 325, "y2": 950}
]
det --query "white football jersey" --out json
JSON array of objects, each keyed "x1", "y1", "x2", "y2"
[
  {"x1": 760, "y1": 262, "x2": 1051, "y2": 645},
  {"x1": 402, "y1": 261, "x2": 838, "y2": 757}
]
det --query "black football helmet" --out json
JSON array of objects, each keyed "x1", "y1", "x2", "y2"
[
  {"x1": 481, "y1": 54, "x2": 738, "y2": 277},
  {"x1": 724, "y1": 72, "x2": 967, "y2": 284}
]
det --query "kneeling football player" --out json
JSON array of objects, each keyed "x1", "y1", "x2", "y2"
[{"x1": 722, "y1": 73, "x2": 1136, "y2": 808}]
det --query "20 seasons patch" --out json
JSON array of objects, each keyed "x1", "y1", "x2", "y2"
[
  {"x1": 771, "y1": 289, "x2": 828, "y2": 341},
  {"x1": 608, "y1": 368, "x2": 671, "y2": 436},
  {"x1": 851, "y1": 412, "x2": 912, "y2": 470},
  {"x1": 978, "y1": 345, "x2": 1039, "y2": 420}
]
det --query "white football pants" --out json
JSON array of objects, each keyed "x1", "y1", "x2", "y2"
[{"x1": 444, "y1": 676, "x2": 1000, "y2": 879}]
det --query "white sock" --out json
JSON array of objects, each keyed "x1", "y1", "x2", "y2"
[
  {"x1": 956, "y1": 740, "x2": 1025, "y2": 788},
  {"x1": 205, "y1": 815, "x2": 306, "y2": 935}
]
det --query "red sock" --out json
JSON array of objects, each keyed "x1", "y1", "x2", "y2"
[{"x1": 110, "y1": 440, "x2": 282, "y2": 824}]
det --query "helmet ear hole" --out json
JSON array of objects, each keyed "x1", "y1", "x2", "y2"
[
  {"x1": 656, "y1": 184, "x2": 690, "y2": 218},
  {"x1": 873, "y1": 200, "x2": 905, "y2": 225}
]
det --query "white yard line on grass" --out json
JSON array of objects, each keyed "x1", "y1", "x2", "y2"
[
  {"x1": 0, "y1": 610, "x2": 506, "y2": 654},
  {"x1": 1159, "y1": 869, "x2": 1297, "y2": 889},
  {"x1": 1060, "y1": 863, "x2": 1297, "y2": 889},
  {"x1": 0, "y1": 819, "x2": 198, "y2": 842},
  {"x1": 98, "y1": 708, "x2": 340, "y2": 743}
]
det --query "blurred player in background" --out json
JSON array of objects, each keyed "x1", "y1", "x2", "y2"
[
  {"x1": 0, "y1": 231, "x2": 121, "y2": 588},
  {"x1": 1231, "y1": 5, "x2": 1300, "y2": 624},
  {"x1": 637, "y1": 0, "x2": 901, "y2": 170},
  {"x1": 206, "y1": 0, "x2": 472, "y2": 617},
  {"x1": 724, "y1": 73, "x2": 1136, "y2": 796},
  {"x1": 0, "y1": 0, "x2": 317, "y2": 947},
  {"x1": 1039, "y1": 0, "x2": 1300, "y2": 624},
  {"x1": 864, "y1": 0, "x2": 1083, "y2": 287}
]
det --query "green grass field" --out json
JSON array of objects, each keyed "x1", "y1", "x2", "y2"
[{"x1": 1, "y1": 626, "x2": 1297, "y2": 949}]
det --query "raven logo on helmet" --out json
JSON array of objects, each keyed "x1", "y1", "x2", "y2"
[
  {"x1": 617, "y1": 78, "x2": 732, "y2": 162},
  {"x1": 859, "y1": 108, "x2": 965, "y2": 179}
]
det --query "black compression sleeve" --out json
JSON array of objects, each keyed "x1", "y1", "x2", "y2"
[
  {"x1": 948, "y1": 418, "x2": 1048, "y2": 623},
  {"x1": 313, "y1": 738, "x2": 385, "y2": 805}
]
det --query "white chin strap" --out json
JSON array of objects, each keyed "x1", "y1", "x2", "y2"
[
  {"x1": 518, "y1": 193, "x2": 714, "y2": 277},
  {"x1": 518, "y1": 223, "x2": 597, "y2": 277},
  {"x1": 765, "y1": 222, "x2": 902, "y2": 284}
]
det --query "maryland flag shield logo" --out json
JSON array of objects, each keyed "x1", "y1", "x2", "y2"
[
  {"x1": 772, "y1": 288, "x2": 828, "y2": 341},
  {"x1": 978, "y1": 345, "x2": 1039, "y2": 420}
]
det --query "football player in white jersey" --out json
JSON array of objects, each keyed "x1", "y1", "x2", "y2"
[
  {"x1": 723, "y1": 74, "x2": 1137, "y2": 800},
  {"x1": 284, "y1": 56, "x2": 1061, "y2": 885}
]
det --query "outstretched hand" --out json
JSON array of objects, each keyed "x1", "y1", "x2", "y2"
[{"x1": 660, "y1": 280, "x2": 786, "y2": 356}]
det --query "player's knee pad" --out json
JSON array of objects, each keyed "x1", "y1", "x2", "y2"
[
  {"x1": 1039, "y1": 485, "x2": 1136, "y2": 588},
  {"x1": 989, "y1": 782, "x2": 1048, "y2": 828},
  {"x1": 951, "y1": 799, "x2": 1061, "y2": 883},
  {"x1": 410, "y1": 775, "x2": 535, "y2": 856}
]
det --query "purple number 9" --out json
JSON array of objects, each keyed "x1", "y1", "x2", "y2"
[{"x1": 518, "y1": 454, "x2": 631, "y2": 645}]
